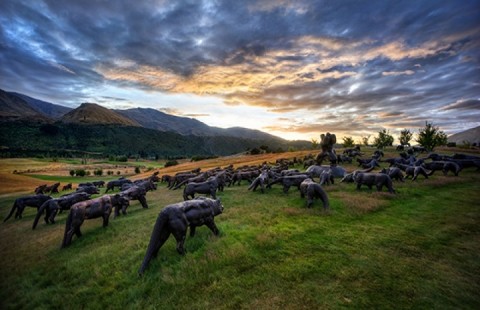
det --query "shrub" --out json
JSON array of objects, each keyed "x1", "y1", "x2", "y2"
[
  {"x1": 134, "y1": 167, "x2": 141, "y2": 174},
  {"x1": 342, "y1": 136, "x2": 355, "y2": 148},
  {"x1": 249, "y1": 148, "x2": 261, "y2": 155},
  {"x1": 75, "y1": 169, "x2": 86, "y2": 177},
  {"x1": 69, "y1": 170, "x2": 75, "y2": 177},
  {"x1": 190, "y1": 155, "x2": 218, "y2": 162},
  {"x1": 259, "y1": 145, "x2": 271, "y2": 153},
  {"x1": 164, "y1": 160, "x2": 179, "y2": 167},
  {"x1": 94, "y1": 169, "x2": 103, "y2": 176},
  {"x1": 116, "y1": 155, "x2": 128, "y2": 162}
]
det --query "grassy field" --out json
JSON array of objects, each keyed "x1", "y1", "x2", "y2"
[{"x1": 0, "y1": 148, "x2": 479, "y2": 309}]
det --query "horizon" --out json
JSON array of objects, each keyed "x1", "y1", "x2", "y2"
[
  {"x1": 1, "y1": 0, "x2": 479, "y2": 141},
  {"x1": 4, "y1": 87, "x2": 478, "y2": 144}
]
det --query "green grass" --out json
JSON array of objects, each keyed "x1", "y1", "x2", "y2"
[
  {"x1": 34, "y1": 158, "x2": 84, "y2": 165},
  {"x1": 0, "y1": 164, "x2": 479, "y2": 309},
  {"x1": 32, "y1": 157, "x2": 166, "y2": 169}
]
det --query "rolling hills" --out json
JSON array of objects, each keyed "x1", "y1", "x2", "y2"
[
  {"x1": 0, "y1": 120, "x2": 310, "y2": 158},
  {"x1": 0, "y1": 89, "x2": 311, "y2": 157},
  {"x1": 1, "y1": 88, "x2": 286, "y2": 141},
  {"x1": 115, "y1": 107, "x2": 281, "y2": 140}
]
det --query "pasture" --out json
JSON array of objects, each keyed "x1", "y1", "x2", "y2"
[{"x1": 0, "y1": 148, "x2": 479, "y2": 309}]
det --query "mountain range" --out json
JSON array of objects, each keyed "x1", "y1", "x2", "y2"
[
  {"x1": 1, "y1": 89, "x2": 283, "y2": 141},
  {"x1": 2, "y1": 88, "x2": 477, "y2": 157},
  {"x1": 0, "y1": 89, "x2": 310, "y2": 157},
  {"x1": 0, "y1": 90, "x2": 49, "y2": 120},
  {"x1": 10, "y1": 91, "x2": 72, "y2": 119}
]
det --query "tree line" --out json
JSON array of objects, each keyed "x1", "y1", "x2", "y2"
[{"x1": 339, "y1": 121, "x2": 449, "y2": 151}]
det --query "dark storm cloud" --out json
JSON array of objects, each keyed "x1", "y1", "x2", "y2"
[
  {"x1": 0, "y1": 0, "x2": 479, "y2": 136},
  {"x1": 441, "y1": 99, "x2": 480, "y2": 111}
]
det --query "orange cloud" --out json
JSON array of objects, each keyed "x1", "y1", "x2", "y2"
[{"x1": 96, "y1": 34, "x2": 465, "y2": 113}]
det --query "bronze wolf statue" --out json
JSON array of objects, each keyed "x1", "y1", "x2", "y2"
[
  {"x1": 61, "y1": 194, "x2": 129, "y2": 248},
  {"x1": 138, "y1": 198, "x2": 224, "y2": 275}
]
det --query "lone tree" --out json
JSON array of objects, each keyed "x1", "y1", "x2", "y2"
[
  {"x1": 342, "y1": 136, "x2": 355, "y2": 148},
  {"x1": 311, "y1": 138, "x2": 319, "y2": 149},
  {"x1": 399, "y1": 129, "x2": 413, "y2": 146},
  {"x1": 416, "y1": 121, "x2": 448, "y2": 151},
  {"x1": 373, "y1": 129, "x2": 394, "y2": 149}
]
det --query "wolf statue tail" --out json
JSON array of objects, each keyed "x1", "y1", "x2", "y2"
[
  {"x1": 172, "y1": 179, "x2": 188, "y2": 190},
  {"x1": 138, "y1": 211, "x2": 170, "y2": 275},
  {"x1": 247, "y1": 178, "x2": 259, "y2": 191},
  {"x1": 362, "y1": 166, "x2": 375, "y2": 173},
  {"x1": 3, "y1": 200, "x2": 18, "y2": 222}
]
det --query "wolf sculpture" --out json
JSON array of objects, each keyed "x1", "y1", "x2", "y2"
[
  {"x1": 60, "y1": 194, "x2": 129, "y2": 248},
  {"x1": 4, "y1": 195, "x2": 52, "y2": 222},
  {"x1": 138, "y1": 198, "x2": 224, "y2": 275}
]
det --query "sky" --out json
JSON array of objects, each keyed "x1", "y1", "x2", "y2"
[{"x1": 1, "y1": 0, "x2": 479, "y2": 142}]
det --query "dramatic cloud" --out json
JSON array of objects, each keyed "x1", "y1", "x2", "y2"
[
  {"x1": 441, "y1": 99, "x2": 480, "y2": 111},
  {"x1": 1, "y1": 0, "x2": 479, "y2": 140}
]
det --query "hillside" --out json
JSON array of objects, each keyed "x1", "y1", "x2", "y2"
[
  {"x1": 448, "y1": 126, "x2": 480, "y2": 145},
  {"x1": 219, "y1": 126, "x2": 283, "y2": 141},
  {"x1": 0, "y1": 121, "x2": 311, "y2": 158},
  {"x1": 0, "y1": 90, "x2": 48, "y2": 121},
  {"x1": 61, "y1": 103, "x2": 140, "y2": 126},
  {"x1": 9, "y1": 92, "x2": 72, "y2": 119},
  {"x1": 115, "y1": 107, "x2": 215, "y2": 135},
  {"x1": 0, "y1": 89, "x2": 308, "y2": 149},
  {"x1": 1, "y1": 89, "x2": 297, "y2": 142},
  {"x1": 116, "y1": 107, "x2": 284, "y2": 140}
]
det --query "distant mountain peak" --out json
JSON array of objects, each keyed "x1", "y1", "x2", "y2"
[
  {"x1": 61, "y1": 102, "x2": 140, "y2": 126},
  {"x1": 115, "y1": 107, "x2": 283, "y2": 140},
  {"x1": 0, "y1": 89, "x2": 50, "y2": 121},
  {"x1": 8, "y1": 91, "x2": 71, "y2": 119}
]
